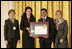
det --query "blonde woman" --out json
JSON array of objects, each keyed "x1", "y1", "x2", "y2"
[{"x1": 54, "y1": 10, "x2": 68, "y2": 48}]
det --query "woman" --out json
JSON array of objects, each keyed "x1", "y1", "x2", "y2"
[
  {"x1": 20, "y1": 7, "x2": 36, "y2": 48},
  {"x1": 54, "y1": 10, "x2": 68, "y2": 48},
  {"x1": 4, "y1": 9, "x2": 20, "y2": 48}
]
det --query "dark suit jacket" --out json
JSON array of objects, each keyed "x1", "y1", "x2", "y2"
[
  {"x1": 20, "y1": 16, "x2": 36, "y2": 38},
  {"x1": 38, "y1": 16, "x2": 56, "y2": 41},
  {"x1": 4, "y1": 18, "x2": 20, "y2": 41}
]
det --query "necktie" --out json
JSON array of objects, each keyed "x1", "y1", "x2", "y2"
[
  {"x1": 43, "y1": 18, "x2": 45, "y2": 22},
  {"x1": 43, "y1": 18, "x2": 48, "y2": 38}
]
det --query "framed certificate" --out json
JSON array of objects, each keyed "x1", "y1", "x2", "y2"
[{"x1": 29, "y1": 22, "x2": 49, "y2": 38}]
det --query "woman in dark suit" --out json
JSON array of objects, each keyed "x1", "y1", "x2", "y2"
[
  {"x1": 4, "y1": 9, "x2": 20, "y2": 48},
  {"x1": 54, "y1": 10, "x2": 68, "y2": 48},
  {"x1": 20, "y1": 7, "x2": 36, "y2": 48}
]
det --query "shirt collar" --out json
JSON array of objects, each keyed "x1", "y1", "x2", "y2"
[
  {"x1": 42, "y1": 16, "x2": 47, "y2": 20},
  {"x1": 9, "y1": 18, "x2": 15, "y2": 21}
]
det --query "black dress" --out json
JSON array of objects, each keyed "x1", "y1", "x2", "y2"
[{"x1": 20, "y1": 15, "x2": 36, "y2": 48}]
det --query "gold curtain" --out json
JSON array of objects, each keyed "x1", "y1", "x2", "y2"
[{"x1": 14, "y1": 1, "x2": 71, "y2": 48}]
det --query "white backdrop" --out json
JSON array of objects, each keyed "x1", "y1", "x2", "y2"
[{"x1": 1, "y1": 1, "x2": 14, "y2": 48}]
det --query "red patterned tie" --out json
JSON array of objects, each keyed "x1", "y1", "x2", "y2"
[{"x1": 43, "y1": 18, "x2": 45, "y2": 22}]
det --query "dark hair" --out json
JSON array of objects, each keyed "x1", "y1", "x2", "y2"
[
  {"x1": 25, "y1": 6, "x2": 32, "y2": 12},
  {"x1": 41, "y1": 8, "x2": 47, "y2": 12},
  {"x1": 8, "y1": 9, "x2": 15, "y2": 15},
  {"x1": 22, "y1": 6, "x2": 34, "y2": 18}
]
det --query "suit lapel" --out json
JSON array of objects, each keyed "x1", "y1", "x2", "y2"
[
  {"x1": 45, "y1": 16, "x2": 49, "y2": 22},
  {"x1": 8, "y1": 19, "x2": 13, "y2": 25},
  {"x1": 12, "y1": 19, "x2": 17, "y2": 25},
  {"x1": 8, "y1": 18, "x2": 16, "y2": 26},
  {"x1": 40, "y1": 18, "x2": 43, "y2": 22}
]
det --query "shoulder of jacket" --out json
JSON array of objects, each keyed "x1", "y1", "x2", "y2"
[
  {"x1": 39, "y1": 18, "x2": 42, "y2": 20},
  {"x1": 48, "y1": 17, "x2": 54, "y2": 21},
  {"x1": 5, "y1": 18, "x2": 9, "y2": 22},
  {"x1": 15, "y1": 19, "x2": 18, "y2": 22},
  {"x1": 64, "y1": 20, "x2": 67, "y2": 24}
]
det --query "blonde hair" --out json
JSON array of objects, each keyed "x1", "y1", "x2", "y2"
[{"x1": 56, "y1": 10, "x2": 63, "y2": 16}]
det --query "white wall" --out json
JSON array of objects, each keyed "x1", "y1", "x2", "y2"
[{"x1": 1, "y1": 1, "x2": 14, "y2": 48}]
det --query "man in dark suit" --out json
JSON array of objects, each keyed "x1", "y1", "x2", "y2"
[
  {"x1": 4, "y1": 9, "x2": 20, "y2": 48},
  {"x1": 38, "y1": 8, "x2": 56, "y2": 48}
]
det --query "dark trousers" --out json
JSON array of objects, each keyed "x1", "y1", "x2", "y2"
[
  {"x1": 7, "y1": 38, "x2": 17, "y2": 48},
  {"x1": 39, "y1": 38, "x2": 52, "y2": 48}
]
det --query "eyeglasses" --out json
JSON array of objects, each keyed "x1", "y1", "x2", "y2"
[{"x1": 41, "y1": 12, "x2": 46, "y2": 13}]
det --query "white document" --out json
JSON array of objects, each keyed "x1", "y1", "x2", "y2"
[{"x1": 34, "y1": 24, "x2": 47, "y2": 35}]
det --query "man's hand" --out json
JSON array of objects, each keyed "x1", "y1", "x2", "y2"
[
  {"x1": 59, "y1": 39, "x2": 63, "y2": 43},
  {"x1": 5, "y1": 40, "x2": 8, "y2": 45},
  {"x1": 42, "y1": 35, "x2": 48, "y2": 38},
  {"x1": 32, "y1": 36, "x2": 39, "y2": 38}
]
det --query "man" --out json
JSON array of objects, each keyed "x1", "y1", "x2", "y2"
[{"x1": 38, "y1": 8, "x2": 56, "y2": 48}]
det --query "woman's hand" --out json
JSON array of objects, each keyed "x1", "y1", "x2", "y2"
[
  {"x1": 5, "y1": 40, "x2": 8, "y2": 45},
  {"x1": 18, "y1": 40, "x2": 21, "y2": 43},
  {"x1": 26, "y1": 27, "x2": 30, "y2": 32},
  {"x1": 59, "y1": 39, "x2": 64, "y2": 43}
]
